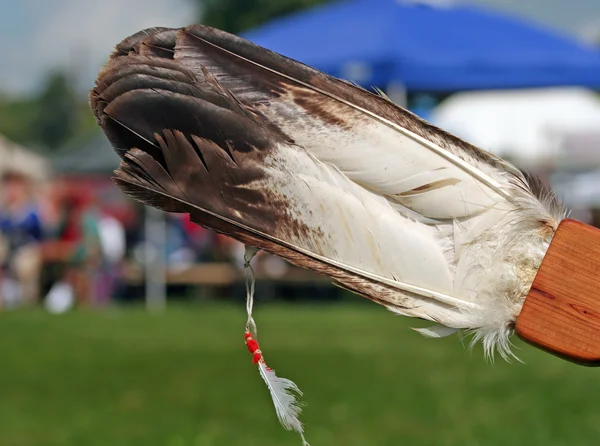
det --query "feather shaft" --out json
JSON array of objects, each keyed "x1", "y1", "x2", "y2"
[{"x1": 188, "y1": 32, "x2": 511, "y2": 201}]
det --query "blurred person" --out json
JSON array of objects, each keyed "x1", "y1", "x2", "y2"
[
  {"x1": 181, "y1": 213, "x2": 215, "y2": 262},
  {"x1": 0, "y1": 170, "x2": 43, "y2": 308},
  {"x1": 95, "y1": 211, "x2": 126, "y2": 306},
  {"x1": 165, "y1": 213, "x2": 195, "y2": 269},
  {"x1": 39, "y1": 178, "x2": 104, "y2": 308}
]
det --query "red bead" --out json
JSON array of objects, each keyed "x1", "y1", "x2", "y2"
[
  {"x1": 246, "y1": 339, "x2": 259, "y2": 354},
  {"x1": 253, "y1": 353, "x2": 262, "y2": 364},
  {"x1": 244, "y1": 332, "x2": 252, "y2": 340}
]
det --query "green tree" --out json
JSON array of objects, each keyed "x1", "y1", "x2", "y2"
[
  {"x1": 199, "y1": 0, "x2": 329, "y2": 34},
  {"x1": 30, "y1": 72, "x2": 79, "y2": 151},
  {"x1": 0, "y1": 95, "x2": 38, "y2": 145},
  {"x1": 0, "y1": 71, "x2": 96, "y2": 152}
]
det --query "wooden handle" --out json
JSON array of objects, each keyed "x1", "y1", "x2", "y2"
[{"x1": 516, "y1": 219, "x2": 600, "y2": 366}]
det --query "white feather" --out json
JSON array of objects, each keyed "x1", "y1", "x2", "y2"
[
  {"x1": 207, "y1": 59, "x2": 564, "y2": 359},
  {"x1": 237, "y1": 122, "x2": 562, "y2": 360},
  {"x1": 258, "y1": 362, "x2": 309, "y2": 446},
  {"x1": 245, "y1": 107, "x2": 566, "y2": 360}
]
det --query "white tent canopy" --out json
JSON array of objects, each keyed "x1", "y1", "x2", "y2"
[
  {"x1": 431, "y1": 87, "x2": 600, "y2": 167},
  {"x1": 551, "y1": 168, "x2": 600, "y2": 209},
  {"x1": 0, "y1": 134, "x2": 49, "y2": 181}
]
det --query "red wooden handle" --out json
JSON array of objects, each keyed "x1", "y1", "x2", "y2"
[{"x1": 516, "y1": 219, "x2": 600, "y2": 366}]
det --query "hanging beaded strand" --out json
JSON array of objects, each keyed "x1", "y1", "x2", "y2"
[{"x1": 243, "y1": 246, "x2": 309, "y2": 446}]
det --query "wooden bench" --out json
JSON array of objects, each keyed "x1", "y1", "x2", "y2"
[{"x1": 122, "y1": 262, "x2": 330, "y2": 286}]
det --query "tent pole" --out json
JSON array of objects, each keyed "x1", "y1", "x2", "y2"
[{"x1": 144, "y1": 206, "x2": 167, "y2": 311}]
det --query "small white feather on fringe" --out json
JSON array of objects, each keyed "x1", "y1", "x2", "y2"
[{"x1": 258, "y1": 361, "x2": 309, "y2": 446}]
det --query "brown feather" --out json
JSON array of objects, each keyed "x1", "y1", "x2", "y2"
[{"x1": 89, "y1": 25, "x2": 508, "y2": 324}]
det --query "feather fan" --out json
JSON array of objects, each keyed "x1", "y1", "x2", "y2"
[{"x1": 90, "y1": 25, "x2": 566, "y2": 361}]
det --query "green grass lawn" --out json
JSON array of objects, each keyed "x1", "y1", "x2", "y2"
[{"x1": 0, "y1": 302, "x2": 598, "y2": 446}]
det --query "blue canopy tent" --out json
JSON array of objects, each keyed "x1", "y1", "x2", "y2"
[{"x1": 242, "y1": 0, "x2": 600, "y2": 92}]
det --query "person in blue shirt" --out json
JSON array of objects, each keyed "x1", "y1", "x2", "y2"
[{"x1": 0, "y1": 171, "x2": 43, "y2": 307}]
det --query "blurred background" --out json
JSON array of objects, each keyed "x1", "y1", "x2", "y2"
[{"x1": 1, "y1": 0, "x2": 600, "y2": 445}]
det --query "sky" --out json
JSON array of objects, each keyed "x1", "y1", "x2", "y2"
[
  {"x1": 1, "y1": 0, "x2": 599, "y2": 96},
  {"x1": 0, "y1": 0, "x2": 198, "y2": 95}
]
